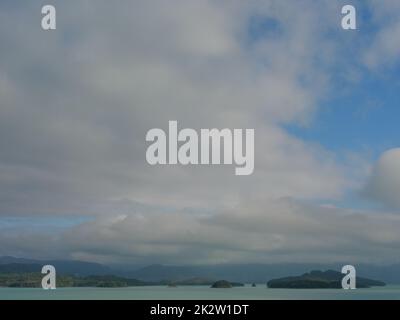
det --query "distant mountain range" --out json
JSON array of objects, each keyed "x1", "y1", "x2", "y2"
[
  {"x1": 2, "y1": 256, "x2": 400, "y2": 284},
  {"x1": 0, "y1": 256, "x2": 112, "y2": 276}
]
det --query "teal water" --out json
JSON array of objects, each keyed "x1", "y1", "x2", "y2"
[{"x1": 1, "y1": 285, "x2": 400, "y2": 300}]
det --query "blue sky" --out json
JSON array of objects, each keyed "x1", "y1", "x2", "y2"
[
  {"x1": 243, "y1": 1, "x2": 400, "y2": 164},
  {"x1": 279, "y1": 1, "x2": 399, "y2": 162},
  {"x1": 282, "y1": 4, "x2": 400, "y2": 211},
  {"x1": 286, "y1": 66, "x2": 400, "y2": 162},
  {"x1": 0, "y1": 216, "x2": 90, "y2": 232}
]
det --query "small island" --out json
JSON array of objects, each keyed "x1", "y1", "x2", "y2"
[
  {"x1": 267, "y1": 270, "x2": 386, "y2": 289},
  {"x1": 211, "y1": 280, "x2": 244, "y2": 288}
]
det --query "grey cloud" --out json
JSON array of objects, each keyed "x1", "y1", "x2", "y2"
[
  {"x1": 0, "y1": 0, "x2": 358, "y2": 217},
  {"x1": 364, "y1": 148, "x2": 400, "y2": 209},
  {"x1": 2, "y1": 198, "x2": 400, "y2": 265}
]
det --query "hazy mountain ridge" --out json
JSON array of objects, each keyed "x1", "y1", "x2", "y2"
[{"x1": 0, "y1": 256, "x2": 112, "y2": 276}]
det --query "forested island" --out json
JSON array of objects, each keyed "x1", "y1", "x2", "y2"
[
  {"x1": 267, "y1": 270, "x2": 386, "y2": 289},
  {"x1": 0, "y1": 273, "x2": 152, "y2": 288},
  {"x1": 0, "y1": 272, "x2": 244, "y2": 288}
]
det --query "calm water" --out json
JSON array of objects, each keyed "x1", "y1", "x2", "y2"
[{"x1": 1, "y1": 285, "x2": 400, "y2": 300}]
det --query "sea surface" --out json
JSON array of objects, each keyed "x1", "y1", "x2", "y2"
[{"x1": 1, "y1": 285, "x2": 400, "y2": 300}]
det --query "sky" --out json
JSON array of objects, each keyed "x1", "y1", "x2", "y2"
[{"x1": 1, "y1": 0, "x2": 400, "y2": 266}]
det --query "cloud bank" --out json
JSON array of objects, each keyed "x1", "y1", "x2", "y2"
[{"x1": 0, "y1": 0, "x2": 399, "y2": 264}]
